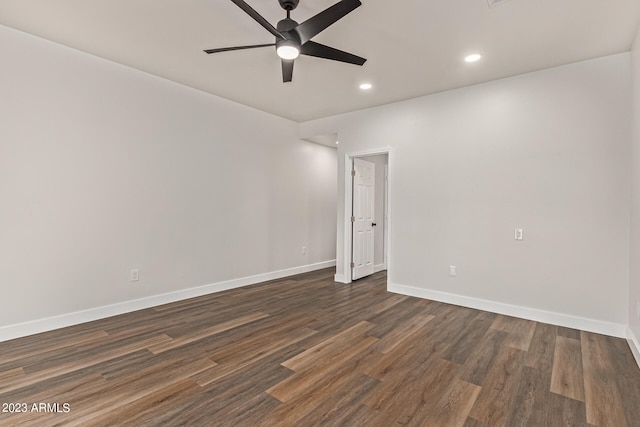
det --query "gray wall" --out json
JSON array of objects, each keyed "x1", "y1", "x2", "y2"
[
  {"x1": 303, "y1": 53, "x2": 631, "y2": 334},
  {"x1": 0, "y1": 25, "x2": 337, "y2": 333}
]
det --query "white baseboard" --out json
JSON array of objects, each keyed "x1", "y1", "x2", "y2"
[
  {"x1": 374, "y1": 264, "x2": 387, "y2": 273},
  {"x1": 388, "y1": 282, "x2": 627, "y2": 339},
  {"x1": 334, "y1": 273, "x2": 349, "y2": 283},
  {"x1": 628, "y1": 327, "x2": 640, "y2": 369},
  {"x1": 0, "y1": 260, "x2": 336, "y2": 343}
]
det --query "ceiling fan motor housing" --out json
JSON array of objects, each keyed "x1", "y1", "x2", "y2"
[
  {"x1": 278, "y1": 0, "x2": 299, "y2": 11},
  {"x1": 277, "y1": 17, "x2": 298, "y2": 34},
  {"x1": 276, "y1": 17, "x2": 300, "y2": 56}
]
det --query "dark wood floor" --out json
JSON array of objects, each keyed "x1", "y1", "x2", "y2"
[{"x1": 1, "y1": 268, "x2": 639, "y2": 426}]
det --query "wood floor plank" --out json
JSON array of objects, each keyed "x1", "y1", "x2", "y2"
[
  {"x1": 547, "y1": 392, "x2": 589, "y2": 427},
  {"x1": 0, "y1": 268, "x2": 638, "y2": 426},
  {"x1": 164, "y1": 360, "x2": 292, "y2": 425},
  {"x1": 468, "y1": 345, "x2": 526, "y2": 426},
  {"x1": 525, "y1": 322, "x2": 557, "y2": 371},
  {"x1": 210, "y1": 393, "x2": 282, "y2": 427},
  {"x1": 491, "y1": 314, "x2": 537, "y2": 351},
  {"x1": 459, "y1": 328, "x2": 508, "y2": 386},
  {"x1": 0, "y1": 334, "x2": 171, "y2": 395},
  {"x1": 369, "y1": 293, "x2": 409, "y2": 314},
  {"x1": 267, "y1": 335, "x2": 378, "y2": 402},
  {"x1": 557, "y1": 326, "x2": 582, "y2": 340},
  {"x1": 0, "y1": 330, "x2": 109, "y2": 365},
  {"x1": 425, "y1": 378, "x2": 482, "y2": 427},
  {"x1": 605, "y1": 334, "x2": 640, "y2": 381},
  {"x1": 425, "y1": 305, "x2": 478, "y2": 345},
  {"x1": 371, "y1": 311, "x2": 434, "y2": 354},
  {"x1": 10, "y1": 355, "x2": 213, "y2": 427},
  {"x1": 551, "y1": 336, "x2": 585, "y2": 402},
  {"x1": 441, "y1": 313, "x2": 494, "y2": 365},
  {"x1": 194, "y1": 312, "x2": 317, "y2": 359},
  {"x1": 195, "y1": 326, "x2": 317, "y2": 387},
  {"x1": 280, "y1": 320, "x2": 374, "y2": 372},
  {"x1": 615, "y1": 373, "x2": 640, "y2": 426},
  {"x1": 295, "y1": 374, "x2": 380, "y2": 426},
  {"x1": 259, "y1": 348, "x2": 378, "y2": 426},
  {"x1": 147, "y1": 311, "x2": 269, "y2": 354},
  {"x1": 206, "y1": 314, "x2": 316, "y2": 363},
  {"x1": 366, "y1": 298, "x2": 426, "y2": 338},
  {"x1": 363, "y1": 329, "x2": 447, "y2": 382},
  {"x1": 0, "y1": 374, "x2": 106, "y2": 426},
  {"x1": 503, "y1": 366, "x2": 550, "y2": 426},
  {"x1": 0, "y1": 366, "x2": 24, "y2": 383},
  {"x1": 581, "y1": 331, "x2": 629, "y2": 427},
  {"x1": 363, "y1": 357, "x2": 461, "y2": 426},
  {"x1": 66, "y1": 378, "x2": 201, "y2": 427},
  {"x1": 464, "y1": 418, "x2": 490, "y2": 427}
]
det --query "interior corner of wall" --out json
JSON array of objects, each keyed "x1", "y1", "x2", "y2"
[
  {"x1": 628, "y1": 326, "x2": 640, "y2": 369},
  {"x1": 298, "y1": 117, "x2": 338, "y2": 140}
]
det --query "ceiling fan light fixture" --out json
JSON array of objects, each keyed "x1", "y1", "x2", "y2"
[{"x1": 276, "y1": 40, "x2": 300, "y2": 60}]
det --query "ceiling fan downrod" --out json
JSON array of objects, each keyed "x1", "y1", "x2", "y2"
[{"x1": 278, "y1": 0, "x2": 299, "y2": 11}]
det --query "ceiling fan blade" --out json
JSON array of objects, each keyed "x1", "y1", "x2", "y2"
[
  {"x1": 282, "y1": 59, "x2": 294, "y2": 83},
  {"x1": 204, "y1": 43, "x2": 275, "y2": 54},
  {"x1": 300, "y1": 41, "x2": 366, "y2": 66},
  {"x1": 294, "y1": 0, "x2": 361, "y2": 45},
  {"x1": 230, "y1": 0, "x2": 284, "y2": 39}
]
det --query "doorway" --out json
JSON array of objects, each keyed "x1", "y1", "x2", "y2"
[{"x1": 344, "y1": 149, "x2": 390, "y2": 282}]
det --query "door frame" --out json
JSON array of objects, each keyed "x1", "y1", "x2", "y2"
[{"x1": 341, "y1": 147, "x2": 392, "y2": 284}]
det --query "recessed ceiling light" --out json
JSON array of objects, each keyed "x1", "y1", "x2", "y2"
[
  {"x1": 359, "y1": 83, "x2": 372, "y2": 90},
  {"x1": 464, "y1": 54, "x2": 482, "y2": 63},
  {"x1": 336, "y1": 141, "x2": 340, "y2": 145}
]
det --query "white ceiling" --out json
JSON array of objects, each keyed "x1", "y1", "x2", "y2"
[{"x1": 1, "y1": 0, "x2": 639, "y2": 122}]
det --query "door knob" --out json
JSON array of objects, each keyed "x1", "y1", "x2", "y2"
[{"x1": 372, "y1": 222, "x2": 377, "y2": 227}]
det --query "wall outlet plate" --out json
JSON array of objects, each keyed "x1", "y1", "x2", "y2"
[
  {"x1": 514, "y1": 228, "x2": 524, "y2": 240},
  {"x1": 449, "y1": 265, "x2": 456, "y2": 277}
]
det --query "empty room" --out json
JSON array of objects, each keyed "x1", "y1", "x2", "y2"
[{"x1": 1, "y1": 0, "x2": 640, "y2": 425}]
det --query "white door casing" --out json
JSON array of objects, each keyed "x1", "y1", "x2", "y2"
[{"x1": 352, "y1": 158, "x2": 375, "y2": 280}]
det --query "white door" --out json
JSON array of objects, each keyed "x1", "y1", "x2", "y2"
[{"x1": 352, "y1": 158, "x2": 375, "y2": 280}]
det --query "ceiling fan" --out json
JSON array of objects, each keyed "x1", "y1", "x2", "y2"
[{"x1": 204, "y1": 0, "x2": 367, "y2": 83}]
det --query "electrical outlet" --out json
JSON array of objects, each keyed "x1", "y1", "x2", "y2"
[
  {"x1": 514, "y1": 228, "x2": 524, "y2": 240},
  {"x1": 130, "y1": 269, "x2": 139, "y2": 282},
  {"x1": 449, "y1": 265, "x2": 456, "y2": 277}
]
